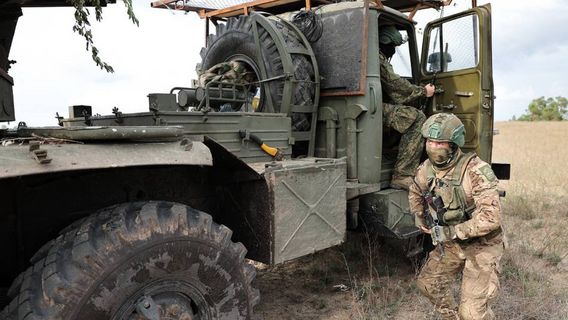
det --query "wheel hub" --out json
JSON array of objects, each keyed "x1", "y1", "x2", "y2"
[{"x1": 114, "y1": 280, "x2": 211, "y2": 320}]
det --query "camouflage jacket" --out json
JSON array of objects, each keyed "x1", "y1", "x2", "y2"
[
  {"x1": 379, "y1": 52, "x2": 425, "y2": 106},
  {"x1": 409, "y1": 152, "x2": 503, "y2": 245}
]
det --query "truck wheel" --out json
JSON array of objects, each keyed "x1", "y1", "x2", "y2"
[
  {"x1": 199, "y1": 15, "x2": 315, "y2": 124},
  {"x1": 2, "y1": 201, "x2": 259, "y2": 320}
]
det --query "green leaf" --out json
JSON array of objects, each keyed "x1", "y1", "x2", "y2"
[
  {"x1": 517, "y1": 96, "x2": 568, "y2": 121},
  {"x1": 69, "y1": 0, "x2": 139, "y2": 73}
]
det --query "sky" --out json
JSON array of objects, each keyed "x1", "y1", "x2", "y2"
[{"x1": 6, "y1": 0, "x2": 568, "y2": 126}]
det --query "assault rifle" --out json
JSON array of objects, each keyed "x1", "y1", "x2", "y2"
[
  {"x1": 422, "y1": 190, "x2": 446, "y2": 227},
  {"x1": 422, "y1": 190, "x2": 447, "y2": 256}
]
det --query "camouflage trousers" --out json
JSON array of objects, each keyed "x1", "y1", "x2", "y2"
[
  {"x1": 383, "y1": 103, "x2": 426, "y2": 177},
  {"x1": 417, "y1": 241, "x2": 504, "y2": 320}
]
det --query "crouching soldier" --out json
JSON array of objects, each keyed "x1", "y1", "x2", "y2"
[{"x1": 409, "y1": 113, "x2": 505, "y2": 320}]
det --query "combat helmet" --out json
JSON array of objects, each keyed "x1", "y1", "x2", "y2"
[
  {"x1": 379, "y1": 25, "x2": 404, "y2": 46},
  {"x1": 421, "y1": 113, "x2": 465, "y2": 147}
]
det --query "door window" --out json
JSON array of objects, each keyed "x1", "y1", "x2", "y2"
[
  {"x1": 425, "y1": 14, "x2": 479, "y2": 73},
  {"x1": 389, "y1": 30, "x2": 412, "y2": 78}
]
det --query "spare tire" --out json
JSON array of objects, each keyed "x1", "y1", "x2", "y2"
[{"x1": 198, "y1": 14, "x2": 316, "y2": 130}]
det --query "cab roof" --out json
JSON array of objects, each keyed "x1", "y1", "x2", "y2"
[{"x1": 150, "y1": 0, "x2": 452, "y2": 19}]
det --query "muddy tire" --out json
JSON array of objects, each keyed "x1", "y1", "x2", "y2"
[
  {"x1": 199, "y1": 14, "x2": 315, "y2": 122},
  {"x1": 2, "y1": 201, "x2": 259, "y2": 319}
]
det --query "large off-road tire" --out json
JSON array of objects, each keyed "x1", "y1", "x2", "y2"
[
  {"x1": 1, "y1": 201, "x2": 259, "y2": 320},
  {"x1": 199, "y1": 14, "x2": 315, "y2": 123}
]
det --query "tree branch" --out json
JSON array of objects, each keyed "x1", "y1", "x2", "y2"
[{"x1": 70, "y1": 0, "x2": 139, "y2": 73}]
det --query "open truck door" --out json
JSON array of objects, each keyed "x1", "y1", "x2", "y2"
[{"x1": 421, "y1": 4, "x2": 494, "y2": 163}]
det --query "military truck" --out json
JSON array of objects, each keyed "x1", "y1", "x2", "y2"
[{"x1": 0, "y1": 0, "x2": 509, "y2": 318}]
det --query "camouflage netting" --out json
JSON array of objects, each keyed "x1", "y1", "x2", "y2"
[{"x1": 198, "y1": 61, "x2": 254, "y2": 87}]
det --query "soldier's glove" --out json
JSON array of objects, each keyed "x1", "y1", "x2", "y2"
[{"x1": 430, "y1": 225, "x2": 457, "y2": 246}]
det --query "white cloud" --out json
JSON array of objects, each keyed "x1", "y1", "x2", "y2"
[
  {"x1": 488, "y1": 0, "x2": 568, "y2": 119},
  {"x1": 7, "y1": 0, "x2": 568, "y2": 124},
  {"x1": 10, "y1": 1, "x2": 205, "y2": 125}
]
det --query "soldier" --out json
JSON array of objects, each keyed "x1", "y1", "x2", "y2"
[
  {"x1": 409, "y1": 113, "x2": 505, "y2": 320},
  {"x1": 379, "y1": 25, "x2": 435, "y2": 189}
]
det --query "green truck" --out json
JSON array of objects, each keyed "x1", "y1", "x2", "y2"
[{"x1": 0, "y1": 0, "x2": 508, "y2": 318}]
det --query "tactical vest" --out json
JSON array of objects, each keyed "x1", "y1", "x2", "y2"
[{"x1": 426, "y1": 152, "x2": 477, "y2": 226}]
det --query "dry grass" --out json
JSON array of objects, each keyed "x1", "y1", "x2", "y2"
[
  {"x1": 491, "y1": 121, "x2": 568, "y2": 319},
  {"x1": 254, "y1": 121, "x2": 568, "y2": 319}
]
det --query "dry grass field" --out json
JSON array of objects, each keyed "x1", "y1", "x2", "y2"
[
  {"x1": 490, "y1": 121, "x2": 568, "y2": 319},
  {"x1": 253, "y1": 121, "x2": 568, "y2": 319}
]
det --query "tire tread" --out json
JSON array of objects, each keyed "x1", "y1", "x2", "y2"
[{"x1": 3, "y1": 201, "x2": 258, "y2": 319}]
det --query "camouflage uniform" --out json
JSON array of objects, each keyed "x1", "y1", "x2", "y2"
[
  {"x1": 380, "y1": 52, "x2": 426, "y2": 177},
  {"x1": 197, "y1": 61, "x2": 254, "y2": 111},
  {"x1": 409, "y1": 151, "x2": 504, "y2": 320},
  {"x1": 198, "y1": 61, "x2": 251, "y2": 87}
]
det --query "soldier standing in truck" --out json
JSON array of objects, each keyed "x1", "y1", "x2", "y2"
[
  {"x1": 379, "y1": 25, "x2": 435, "y2": 190},
  {"x1": 409, "y1": 113, "x2": 505, "y2": 320}
]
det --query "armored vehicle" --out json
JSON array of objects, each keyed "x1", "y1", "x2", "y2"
[{"x1": 0, "y1": 0, "x2": 508, "y2": 318}]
